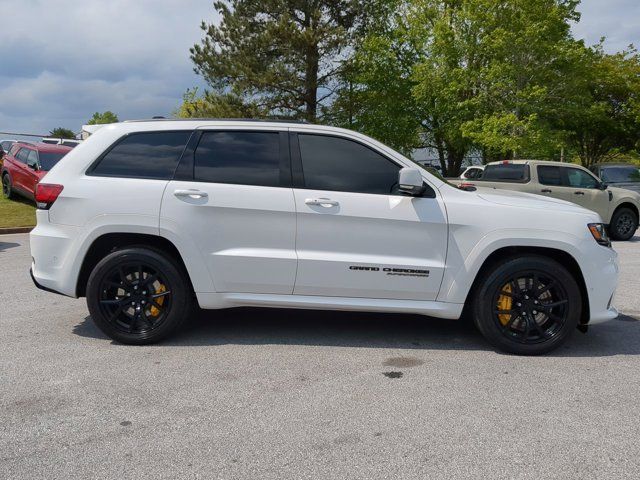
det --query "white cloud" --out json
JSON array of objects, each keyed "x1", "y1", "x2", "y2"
[
  {"x1": 0, "y1": 0, "x2": 218, "y2": 134},
  {"x1": 0, "y1": 0, "x2": 638, "y2": 136},
  {"x1": 572, "y1": 0, "x2": 640, "y2": 52}
]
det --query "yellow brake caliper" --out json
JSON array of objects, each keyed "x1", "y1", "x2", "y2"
[
  {"x1": 497, "y1": 283, "x2": 513, "y2": 326},
  {"x1": 149, "y1": 283, "x2": 166, "y2": 317}
]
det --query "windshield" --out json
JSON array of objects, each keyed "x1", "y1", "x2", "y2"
[
  {"x1": 601, "y1": 166, "x2": 640, "y2": 183},
  {"x1": 39, "y1": 152, "x2": 67, "y2": 171}
]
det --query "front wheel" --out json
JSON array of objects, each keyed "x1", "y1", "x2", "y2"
[
  {"x1": 86, "y1": 247, "x2": 192, "y2": 344},
  {"x1": 472, "y1": 256, "x2": 581, "y2": 355},
  {"x1": 609, "y1": 207, "x2": 638, "y2": 241}
]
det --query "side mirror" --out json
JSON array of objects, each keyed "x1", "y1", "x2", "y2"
[
  {"x1": 398, "y1": 167, "x2": 427, "y2": 196},
  {"x1": 27, "y1": 159, "x2": 38, "y2": 170},
  {"x1": 599, "y1": 182, "x2": 608, "y2": 190}
]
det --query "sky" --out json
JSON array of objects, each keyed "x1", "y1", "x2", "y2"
[{"x1": 0, "y1": 0, "x2": 639, "y2": 137}]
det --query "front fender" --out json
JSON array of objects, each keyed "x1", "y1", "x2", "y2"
[{"x1": 437, "y1": 228, "x2": 587, "y2": 304}]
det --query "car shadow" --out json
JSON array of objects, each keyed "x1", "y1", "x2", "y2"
[
  {"x1": 73, "y1": 308, "x2": 640, "y2": 357},
  {"x1": 0, "y1": 241, "x2": 20, "y2": 253}
]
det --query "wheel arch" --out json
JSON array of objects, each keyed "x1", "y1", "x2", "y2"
[
  {"x1": 611, "y1": 202, "x2": 639, "y2": 223},
  {"x1": 463, "y1": 246, "x2": 590, "y2": 327},
  {"x1": 76, "y1": 233, "x2": 194, "y2": 298}
]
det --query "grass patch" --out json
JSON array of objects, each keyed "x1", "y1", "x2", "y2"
[{"x1": 0, "y1": 193, "x2": 36, "y2": 228}]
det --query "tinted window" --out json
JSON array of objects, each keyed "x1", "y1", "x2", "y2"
[
  {"x1": 92, "y1": 131, "x2": 191, "y2": 179},
  {"x1": 194, "y1": 131, "x2": 281, "y2": 187},
  {"x1": 15, "y1": 148, "x2": 30, "y2": 164},
  {"x1": 39, "y1": 152, "x2": 67, "y2": 171},
  {"x1": 482, "y1": 164, "x2": 529, "y2": 181},
  {"x1": 26, "y1": 149, "x2": 38, "y2": 167},
  {"x1": 601, "y1": 166, "x2": 640, "y2": 183},
  {"x1": 538, "y1": 166, "x2": 563, "y2": 186},
  {"x1": 566, "y1": 168, "x2": 598, "y2": 189},
  {"x1": 298, "y1": 134, "x2": 400, "y2": 194}
]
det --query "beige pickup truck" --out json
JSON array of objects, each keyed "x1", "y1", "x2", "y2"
[{"x1": 450, "y1": 160, "x2": 640, "y2": 241}]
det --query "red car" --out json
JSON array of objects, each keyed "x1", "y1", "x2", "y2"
[{"x1": 2, "y1": 142, "x2": 72, "y2": 201}]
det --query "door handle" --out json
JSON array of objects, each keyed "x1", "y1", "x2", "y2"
[
  {"x1": 174, "y1": 189, "x2": 208, "y2": 199},
  {"x1": 574, "y1": 191, "x2": 585, "y2": 196},
  {"x1": 305, "y1": 197, "x2": 339, "y2": 207},
  {"x1": 541, "y1": 189, "x2": 552, "y2": 193}
]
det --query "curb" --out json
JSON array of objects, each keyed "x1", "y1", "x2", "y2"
[{"x1": 0, "y1": 227, "x2": 33, "y2": 235}]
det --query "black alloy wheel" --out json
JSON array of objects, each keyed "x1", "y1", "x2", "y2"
[
  {"x1": 87, "y1": 247, "x2": 192, "y2": 344},
  {"x1": 492, "y1": 272, "x2": 569, "y2": 345},
  {"x1": 610, "y1": 207, "x2": 638, "y2": 241},
  {"x1": 473, "y1": 256, "x2": 581, "y2": 355}
]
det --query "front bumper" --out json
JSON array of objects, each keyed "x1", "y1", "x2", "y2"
[{"x1": 29, "y1": 267, "x2": 69, "y2": 297}]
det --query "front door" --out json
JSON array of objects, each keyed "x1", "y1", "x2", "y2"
[
  {"x1": 290, "y1": 132, "x2": 447, "y2": 301},
  {"x1": 161, "y1": 129, "x2": 297, "y2": 294},
  {"x1": 537, "y1": 165, "x2": 610, "y2": 219}
]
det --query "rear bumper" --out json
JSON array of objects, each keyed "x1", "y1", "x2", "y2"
[{"x1": 29, "y1": 267, "x2": 69, "y2": 297}]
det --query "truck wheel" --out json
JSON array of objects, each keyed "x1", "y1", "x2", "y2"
[
  {"x1": 86, "y1": 247, "x2": 192, "y2": 345},
  {"x1": 2, "y1": 173, "x2": 13, "y2": 199},
  {"x1": 472, "y1": 256, "x2": 581, "y2": 355},
  {"x1": 609, "y1": 207, "x2": 638, "y2": 241}
]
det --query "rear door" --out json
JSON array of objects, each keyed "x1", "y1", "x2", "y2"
[
  {"x1": 160, "y1": 128, "x2": 297, "y2": 294},
  {"x1": 290, "y1": 131, "x2": 447, "y2": 301},
  {"x1": 24, "y1": 150, "x2": 41, "y2": 195},
  {"x1": 12, "y1": 148, "x2": 31, "y2": 193}
]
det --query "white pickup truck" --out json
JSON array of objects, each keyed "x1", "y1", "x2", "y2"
[{"x1": 451, "y1": 160, "x2": 640, "y2": 241}]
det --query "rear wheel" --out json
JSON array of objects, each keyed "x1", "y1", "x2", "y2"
[
  {"x1": 2, "y1": 173, "x2": 13, "y2": 199},
  {"x1": 472, "y1": 256, "x2": 581, "y2": 355},
  {"x1": 609, "y1": 207, "x2": 638, "y2": 241},
  {"x1": 86, "y1": 247, "x2": 192, "y2": 344}
]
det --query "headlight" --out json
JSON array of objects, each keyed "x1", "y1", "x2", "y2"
[{"x1": 588, "y1": 223, "x2": 611, "y2": 247}]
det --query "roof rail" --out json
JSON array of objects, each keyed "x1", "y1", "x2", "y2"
[{"x1": 123, "y1": 117, "x2": 310, "y2": 124}]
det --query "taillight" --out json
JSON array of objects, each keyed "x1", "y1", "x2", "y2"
[{"x1": 35, "y1": 183, "x2": 64, "y2": 209}]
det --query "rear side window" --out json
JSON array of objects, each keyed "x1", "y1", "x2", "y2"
[
  {"x1": 538, "y1": 166, "x2": 563, "y2": 186},
  {"x1": 194, "y1": 131, "x2": 281, "y2": 187},
  {"x1": 482, "y1": 164, "x2": 529, "y2": 182},
  {"x1": 298, "y1": 134, "x2": 400, "y2": 194},
  {"x1": 91, "y1": 131, "x2": 191, "y2": 179},
  {"x1": 39, "y1": 152, "x2": 67, "y2": 171}
]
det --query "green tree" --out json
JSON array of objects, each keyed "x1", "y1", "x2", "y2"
[
  {"x1": 337, "y1": 0, "x2": 586, "y2": 175},
  {"x1": 190, "y1": 0, "x2": 372, "y2": 122},
  {"x1": 175, "y1": 88, "x2": 266, "y2": 119},
  {"x1": 87, "y1": 111, "x2": 119, "y2": 125},
  {"x1": 49, "y1": 127, "x2": 76, "y2": 139},
  {"x1": 559, "y1": 46, "x2": 640, "y2": 167}
]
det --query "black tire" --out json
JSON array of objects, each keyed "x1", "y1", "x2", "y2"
[
  {"x1": 2, "y1": 173, "x2": 13, "y2": 199},
  {"x1": 609, "y1": 207, "x2": 638, "y2": 241},
  {"x1": 472, "y1": 255, "x2": 581, "y2": 355},
  {"x1": 86, "y1": 247, "x2": 192, "y2": 344}
]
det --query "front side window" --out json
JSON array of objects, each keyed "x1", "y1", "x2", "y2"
[
  {"x1": 194, "y1": 131, "x2": 281, "y2": 187},
  {"x1": 298, "y1": 134, "x2": 400, "y2": 194},
  {"x1": 26, "y1": 149, "x2": 39, "y2": 168},
  {"x1": 565, "y1": 168, "x2": 598, "y2": 189},
  {"x1": 538, "y1": 166, "x2": 563, "y2": 186},
  {"x1": 91, "y1": 131, "x2": 191, "y2": 179}
]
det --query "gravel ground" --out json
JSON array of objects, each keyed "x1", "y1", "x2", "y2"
[{"x1": 1, "y1": 233, "x2": 639, "y2": 480}]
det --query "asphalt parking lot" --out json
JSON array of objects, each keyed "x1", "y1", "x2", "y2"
[{"x1": 1, "y1": 233, "x2": 640, "y2": 479}]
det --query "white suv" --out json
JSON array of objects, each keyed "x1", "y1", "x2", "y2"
[{"x1": 30, "y1": 120, "x2": 619, "y2": 355}]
